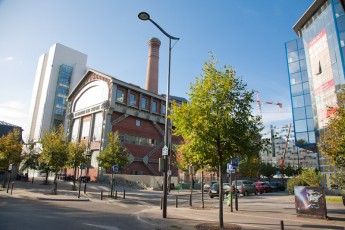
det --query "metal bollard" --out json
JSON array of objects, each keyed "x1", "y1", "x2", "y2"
[
  {"x1": 176, "y1": 195, "x2": 178, "y2": 208},
  {"x1": 10, "y1": 182, "x2": 14, "y2": 195},
  {"x1": 189, "y1": 194, "x2": 192, "y2": 207},
  {"x1": 160, "y1": 197, "x2": 163, "y2": 210},
  {"x1": 84, "y1": 183, "x2": 87, "y2": 193},
  {"x1": 115, "y1": 190, "x2": 117, "y2": 199},
  {"x1": 101, "y1": 191, "x2": 103, "y2": 200},
  {"x1": 123, "y1": 190, "x2": 125, "y2": 199},
  {"x1": 32, "y1": 177, "x2": 34, "y2": 183},
  {"x1": 280, "y1": 220, "x2": 284, "y2": 230}
]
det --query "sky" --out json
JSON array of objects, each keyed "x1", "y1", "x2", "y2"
[{"x1": 0, "y1": 0, "x2": 314, "y2": 139}]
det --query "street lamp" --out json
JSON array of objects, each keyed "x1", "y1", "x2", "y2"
[{"x1": 138, "y1": 12, "x2": 179, "y2": 219}]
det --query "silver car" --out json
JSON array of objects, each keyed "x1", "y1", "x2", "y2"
[{"x1": 232, "y1": 180, "x2": 257, "y2": 196}]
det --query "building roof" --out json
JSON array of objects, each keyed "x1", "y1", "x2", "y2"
[
  {"x1": 0, "y1": 120, "x2": 21, "y2": 128},
  {"x1": 293, "y1": 0, "x2": 327, "y2": 36}
]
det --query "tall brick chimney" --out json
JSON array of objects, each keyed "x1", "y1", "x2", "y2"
[{"x1": 145, "y1": 37, "x2": 161, "y2": 94}]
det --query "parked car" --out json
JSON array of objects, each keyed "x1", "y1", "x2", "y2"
[
  {"x1": 208, "y1": 183, "x2": 231, "y2": 198},
  {"x1": 269, "y1": 182, "x2": 285, "y2": 191},
  {"x1": 268, "y1": 182, "x2": 278, "y2": 192},
  {"x1": 203, "y1": 181, "x2": 218, "y2": 192},
  {"x1": 232, "y1": 180, "x2": 257, "y2": 196},
  {"x1": 254, "y1": 181, "x2": 272, "y2": 193}
]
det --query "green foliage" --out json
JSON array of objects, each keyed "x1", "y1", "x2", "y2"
[
  {"x1": 284, "y1": 164, "x2": 297, "y2": 177},
  {"x1": 0, "y1": 128, "x2": 23, "y2": 169},
  {"x1": 97, "y1": 131, "x2": 129, "y2": 171},
  {"x1": 39, "y1": 125, "x2": 68, "y2": 173},
  {"x1": 21, "y1": 141, "x2": 40, "y2": 171},
  {"x1": 66, "y1": 141, "x2": 87, "y2": 169},
  {"x1": 319, "y1": 92, "x2": 345, "y2": 167},
  {"x1": 329, "y1": 168, "x2": 345, "y2": 191},
  {"x1": 171, "y1": 55, "x2": 263, "y2": 169},
  {"x1": 300, "y1": 167, "x2": 322, "y2": 186},
  {"x1": 239, "y1": 155, "x2": 261, "y2": 179},
  {"x1": 260, "y1": 162, "x2": 277, "y2": 179},
  {"x1": 287, "y1": 176, "x2": 308, "y2": 194},
  {"x1": 287, "y1": 167, "x2": 322, "y2": 194}
]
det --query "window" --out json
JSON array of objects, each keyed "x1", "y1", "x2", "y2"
[
  {"x1": 71, "y1": 119, "x2": 80, "y2": 142},
  {"x1": 141, "y1": 97, "x2": 147, "y2": 110},
  {"x1": 130, "y1": 93, "x2": 136, "y2": 106},
  {"x1": 152, "y1": 101, "x2": 158, "y2": 113},
  {"x1": 93, "y1": 112, "x2": 103, "y2": 141},
  {"x1": 135, "y1": 120, "x2": 141, "y2": 126},
  {"x1": 81, "y1": 119, "x2": 91, "y2": 139},
  {"x1": 116, "y1": 89, "x2": 124, "y2": 103},
  {"x1": 161, "y1": 104, "x2": 166, "y2": 115}
]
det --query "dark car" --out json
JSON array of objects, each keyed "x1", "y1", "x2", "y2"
[
  {"x1": 254, "y1": 181, "x2": 272, "y2": 193},
  {"x1": 203, "y1": 181, "x2": 218, "y2": 192},
  {"x1": 208, "y1": 183, "x2": 231, "y2": 198},
  {"x1": 269, "y1": 182, "x2": 285, "y2": 191}
]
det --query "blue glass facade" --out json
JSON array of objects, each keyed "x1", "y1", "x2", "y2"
[
  {"x1": 52, "y1": 64, "x2": 73, "y2": 129},
  {"x1": 287, "y1": 0, "x2": 345, "y2": 185}
]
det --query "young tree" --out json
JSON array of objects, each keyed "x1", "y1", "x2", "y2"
[
  {"x1": 66, "y1": 141, "x2": 87, "y2": 189},
  {"x1": 97, "y1": 131, "x2": 129, "y2": 195},
  {"x1": 21, "y1": 141, "x2": 40, "y2": 181},
  {"x1": 319, "y1": 93, "x2": 345, "y2": 192},
  {"x1": 170, "y1": 56, "x2": 263, "y2": 228},
  {"x1": 39, "y1": 126, "x2": 68, "y2": 194},
  {"x1": 0, "y1": 128, "x2": 23, "y2": 187},
  {"x1": 239, "y1": 155, "x2": 261, "y2": 180},
  {"x1": 299, "y1": 167, "x2": 322, "y2": 186}
]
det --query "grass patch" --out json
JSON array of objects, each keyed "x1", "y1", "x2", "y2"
[{"x1": 326, "y1": 196, "x2": 343, "y2": 202}]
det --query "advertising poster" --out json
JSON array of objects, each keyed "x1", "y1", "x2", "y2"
[
  {"x1": 308, "y1": 29, "x2": 337, "y2": 129},
  {"x1": 294, "y1": 186, "x2": 327, "y2": 219}
]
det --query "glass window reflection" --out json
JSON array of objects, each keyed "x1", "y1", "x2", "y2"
[
  {"x1": 292, "y1": 95, "x2": 305, "y2": 108},
  {"x1": 290, "y1": 72, "x2": 302, "y2": 85},
  {"x1": 291, "y1": 84, "x2": 303, "y2": 96},
  {"x1": 294, "y1": 107, "x2": 306, "y2": 120},
  {"x1": 286, "y1": 40, "x2": 298, "y2": 52},
  {"x1": 295, "y1": 120, "x2": 307, "y2": 132},
  {"x1": 289, "y1": 61, "x2": 300, "y2": 74}
]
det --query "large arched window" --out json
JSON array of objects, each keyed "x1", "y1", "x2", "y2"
[{"x1": 73, "y1": 81, "x2": 108, "y2": 112}]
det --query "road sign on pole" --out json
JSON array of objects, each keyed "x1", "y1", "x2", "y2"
[
  {"x1": 162, "y1": 145, "x2": 168, "y2": 156},
  {"x1": 227, "y1": 163, "x2": 235, "y2": 173},
  {"x1": 113, "y1": 165, "x2": 118, "y2": 173}
]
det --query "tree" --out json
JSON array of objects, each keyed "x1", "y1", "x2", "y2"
[
  {"x1": 299, "y1": 167, "x2": 322, "y2": 186},
  {"x1": 239, "y1": 155, "x2": 261, "y2": 179},
  {"x1": 39, "y1": 126, "x2": 68, "y2": 194},
  {"x1": 260, "y1": 162, "x2": 277, "y2": 181},
  {"x1": 97, "y1": 131, "x2": 129, "y2": 195},
  {"x1": 66, "y1": 141, "x2": 87, "y2": 189},
  {"x1": 319, "y1": 93, "x2": 345, "y2": 192},
  {"x1": 170, "y1": 55, "x2": 263, "y2": 228},
  {"x1": 0, "y1": 128, "x2": 23, "y2": 187},
  {"x1": 21, "y1": 141, "x2": 40, "y2": 181}
]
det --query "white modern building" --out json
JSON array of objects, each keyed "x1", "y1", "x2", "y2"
[
  {"x1": 260, "y1": 124, "x2": 318, "y2": 169},
  {"x1": 27, "y1": 43, "x2": 87, "y2": 142}
]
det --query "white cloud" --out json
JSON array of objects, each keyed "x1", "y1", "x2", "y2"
[
  {"x1": 2, "y1": 56, "x2": 14, "y2": 61},
  {"x1": 0, "y1": 100, "x2": 28, "y2": 139}
]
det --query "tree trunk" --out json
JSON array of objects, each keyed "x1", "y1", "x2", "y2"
[
  {"x1": 72, "y1": 166, "x2": 77, "y2": 190},
  {"x1": 52, "y1": 172, "x2": 58, "y2": 195},
  {"x1": 217, "y1": 136, "x2": 224, "y2": 228},
  {"x1": 201, "y1": 169, "x2": 204, "y2": 208},
  {"x1": 45, "y1": 169, "x2": 49, "y2": 184}
]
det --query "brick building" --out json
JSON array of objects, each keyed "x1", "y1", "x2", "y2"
[{"x1": 66, "y1": 38, "x2": 185, "y2": 181}]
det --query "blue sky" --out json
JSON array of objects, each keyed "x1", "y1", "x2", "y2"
[{"x1": 0, "y1": 0, "x2": 314, "y2": 139}]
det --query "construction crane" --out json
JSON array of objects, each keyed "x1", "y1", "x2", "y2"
[{"x1": 254, "y1": 91, "x2": 282, "y2": 116}]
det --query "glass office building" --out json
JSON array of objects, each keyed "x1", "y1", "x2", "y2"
[{"x1": 286, "y1": 0, "x2": 345, "y2": 186}]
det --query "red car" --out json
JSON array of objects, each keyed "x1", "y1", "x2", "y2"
[{"x1": 254, "y1": 181, "x2": 272, "y2": 193}]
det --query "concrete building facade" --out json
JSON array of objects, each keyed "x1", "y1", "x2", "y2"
[{"x1": 27, "y1": 43, "x2": 87, "y2": 142}]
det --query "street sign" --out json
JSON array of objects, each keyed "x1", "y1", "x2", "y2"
[
  {"x1": 162, "y1": 145, "x2": 168, "y2": 156},
  {"x1": 227, "y1": 163, "x2": 235, "y2": 173},
  {"x1": 113, "y1": 165, "x2": 119, "y2": 173},
  {"x1": 232, "y1": 158, "x2": 239, "y2": 168},
  {"x1": 8, "y1": 164, "x2": 12, "y2": 171}
]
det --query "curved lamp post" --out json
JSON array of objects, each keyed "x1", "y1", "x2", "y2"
[{"x1": 138, "y1": 12, "x2": 179, "y2": 218}]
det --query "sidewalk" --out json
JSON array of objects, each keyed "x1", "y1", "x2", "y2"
[{"x1": 1, "y1": 178, "x2": 344, "y2": 230}]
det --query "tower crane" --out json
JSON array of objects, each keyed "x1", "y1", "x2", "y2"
[{"x1": 254, "y1": 90, "x2": 282, "y2": 116}]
